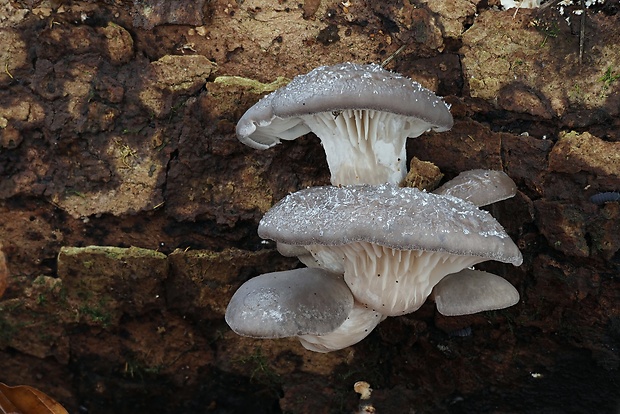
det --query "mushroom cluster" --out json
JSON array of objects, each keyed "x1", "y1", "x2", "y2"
[{"x1": 226, "y1": 63, "x2": 522, "y2": 352}]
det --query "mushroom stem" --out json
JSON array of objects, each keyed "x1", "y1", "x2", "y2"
[{"x1": 302, "y1": 109, "x2": 432, "y2": 185}]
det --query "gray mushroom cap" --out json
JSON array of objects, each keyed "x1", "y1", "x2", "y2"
[
  {"x1": 237, "y1": 62, "x2": 453, "y2": 150},
  {"x1": 225, "y1": 268, "x2": 354, "y2": 338},
  {"x1": 432, "y1": 268, "x2": 520, "y2": 316},
  {"x1": 259, "y1": 184, "x2": 523, "y2": 265},
  {"x1": 433, "y1": 169, "x2": 517, "y2": 207}
]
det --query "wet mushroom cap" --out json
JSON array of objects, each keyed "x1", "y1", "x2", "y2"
[
  {"x1": 225, "y1": 268, "x2": 354, "y2": 338},
  {"x1": 432, "y1": 268, "x2": 520, "y2": 316},
  {"x1": 259, "y1": 184, "x2": 522, "y2": 315},
  {"x1": 433, "y1": 169, "x2": 517, "y2": 207},
  {"x1": 236, "y1": 62, "x2": 453, "y2": 185}
]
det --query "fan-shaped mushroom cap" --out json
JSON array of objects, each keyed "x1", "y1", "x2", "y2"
[
  {"x1": 432, "y1": 268, "x2": 520, "y2": 316},
  {"x1": 433, "y1": 169, "x2": 517, "y2": 207},
  {"x1": 237, "y1": 62, "x2": 453, "y2": 185},
  {"x1": 225, "y1": 268, "x2": 354, "y2": 338},
  {"x1": 259, "y1": 184, "x2": 522, "y2": 316}
]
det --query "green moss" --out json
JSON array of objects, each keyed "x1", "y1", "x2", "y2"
[
  {"x1": 36, "y1": 293, "x2": 46, "y2": 305},
  {"x1": 600, "y1": 66, "x2": 620, "y2": 87},
  {"x1": 0, "y1": 313, "x2": 17, "y2": 345},
  {"x1": 0, "y1": 300, "x2": 27, "y2": 345},
  {"x1": 531, "y1": 19, "x2": 559, "y2": 47},
  {"x1": 213, "y1": 75, "x2": 290, "y2": 94},
  {"x1": 122, "y1": 357, "x2": 164, "y2": 379},
  {"x1": 599, "y1": 66, "x2": 620, "y2": 96},
  {"x1": 60, "y1": 245, "x2": 166, "y2": 261},
  {"x1": 79, "y1": 300, "x2": 113, "y2": 327},
  {"x1": 236, "y1": 347, "x2": 281, "y2": 386}
]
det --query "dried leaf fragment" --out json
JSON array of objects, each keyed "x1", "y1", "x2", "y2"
[{"x1": 0, "y1": 383, "x2": 69, "y2": 414}]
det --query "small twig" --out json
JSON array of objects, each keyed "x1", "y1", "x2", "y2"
[
  {"x1": 539, "y1": 0, "x2": 561, "y2": 10},
  {"x1": 512, "y1": 1, "x2": 522, "y2": 19},
  {"x1": 381, "y1": 44, "x2": 407, "y2": 68},
  {"x1": 579, "y1": 0, "x2": 585, "y2": 65},
  {"x1": 4, "y1": 63, "x2": 13, "y2": 79}
]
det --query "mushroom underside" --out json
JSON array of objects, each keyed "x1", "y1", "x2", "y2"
[
  {"x1": 307, "y1": 242, "x2": 486, "y2": 316},
  {"x1": 298, "y1": 302, "x2": 386, "y2": 352},
  {"x1": 238, "y1": 116, "x2": 311, "y2": 149},
  {"x1": 301, "y1": 109, "x2": 435, "y2": 185}
]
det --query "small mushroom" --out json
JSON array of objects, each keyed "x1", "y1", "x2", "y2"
[
  {"x1": 258, "y1": 184, "x2": 522, "y2": 316},
  {"x1": 225, "y1": 268, "x2": 353, "y2": 339},
  {"x1": 433, "y1": 169, "x2": 517, "y2": 207},
  {"x1": 225, "y1": 267, "x2": 384, "y2": 352},
  {"x1": 236, "y1": 62, "x2": 453, "y2": 185},
  {"x1": 432, "y1": 268, "x2": 520, "y2": 316}
]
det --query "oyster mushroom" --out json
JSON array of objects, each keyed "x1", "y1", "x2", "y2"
[
  {"x1": 258, "y1": 184, "x2": 522, "y2": 316},
  {"x1": 225, "y1": 267, "x2": 384, "y2": 352},
  {"x1": 236, "y1": 62, "x2": 453, "y2": 185},
  {"x1": 432, "y1": 268, "x2": 520, "y2": 316},
  {"x1": 433, "y1": 169, "x2": 517, "y2": 207}
]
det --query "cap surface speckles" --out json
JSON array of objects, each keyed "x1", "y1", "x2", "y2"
[{"x1": 272, "y1": 63, "x2": 453, "y2": 125}]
